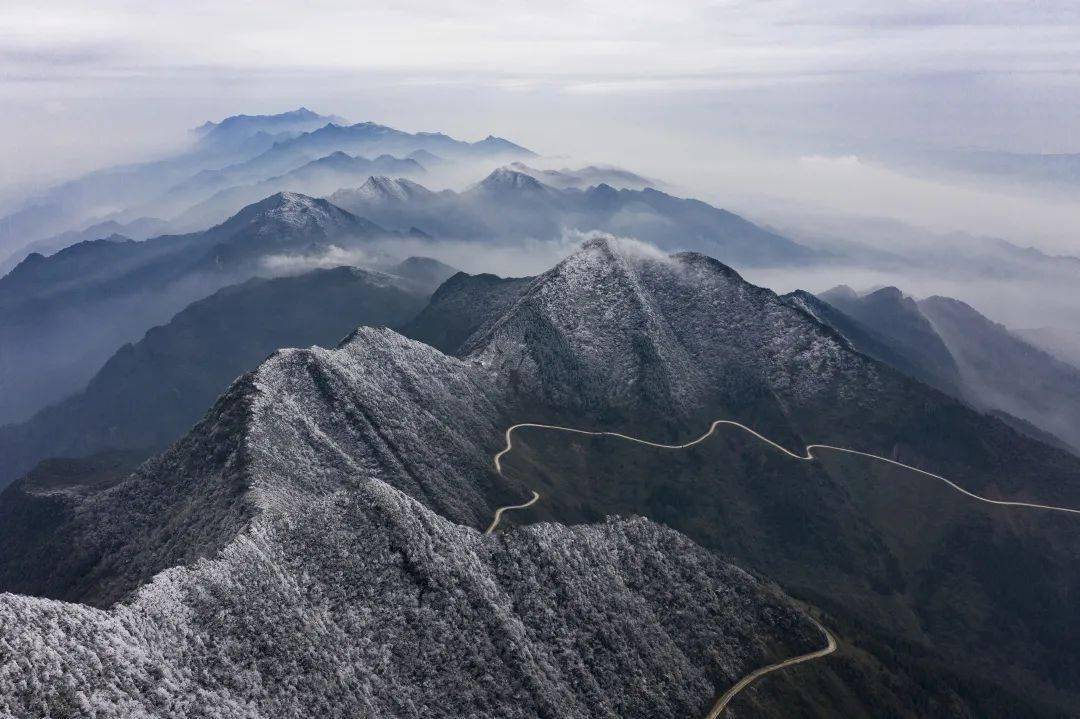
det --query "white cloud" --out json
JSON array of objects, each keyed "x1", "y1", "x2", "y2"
[
  {"x1": 5, "y1": 1, "x2": 1080, "y2": 82},
  {"x1": 260, "y1": 245, "x2": 374, "y2": 275}
]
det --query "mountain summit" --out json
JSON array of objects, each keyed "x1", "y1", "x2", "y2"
[
  {"x1": 352, "y1": 175, "x2": 435, "y2": 204},
  {"x1": 213, "y1": 191, "x2": 374, "y2": 243},
  {"x1": 470, "y1": 166, "x2": 551, "y2": 195}
]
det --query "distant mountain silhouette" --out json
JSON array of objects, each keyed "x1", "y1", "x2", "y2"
[
  {"x1": 0, "y1": 193, "x2": 391, "y2": 424},
  {"x1": 331, "y1": 169, "x2": 820, "y2": 266}
]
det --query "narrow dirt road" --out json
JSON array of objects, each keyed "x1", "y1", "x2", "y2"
[
  {"x1": 493, "y1": 420, "x2": 1080, "y2": 516},
  {"x1": 484, "y1": 491, "x2": 541, "y2": 534},
  {"x1": 704, "y1": 619, "x2": 836, "y2": 719}
]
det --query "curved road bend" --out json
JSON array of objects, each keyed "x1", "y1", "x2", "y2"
[
  {"x1": 484, "y1": 491, "x2": 541, "y2": 535},
  {"x1": 486, "y1": 419, "x2": 1080, "y2": 715},
  {"x1": 705, "y1": 619, "x2": 836, "y2": 719}
]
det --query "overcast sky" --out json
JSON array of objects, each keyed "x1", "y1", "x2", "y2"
[{"x1": 4, "y1": 1, "x2": 1080, "y2": 251}]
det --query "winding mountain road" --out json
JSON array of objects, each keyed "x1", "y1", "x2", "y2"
[
  {"x1": 492, "y1": 420, "x2": 1080, "y2": 517},
  {"x1": 484, "y1": 491, "x2": 541, "y2": 535},
  {"x1": 484, "y1": 417, "x2": 1080, "y2": 715},
  {"x1": 705, "y1": 619, "x2": 836, "y2": 719}
]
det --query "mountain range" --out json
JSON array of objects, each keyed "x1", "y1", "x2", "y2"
[
  {"x1": 0, "y1": 262, "x2": 445, "y2": 487},
  {"x1": 3, "y1": 238, "x2": 1079, "y2": 716},
  {"x1": 811, "y1": 284, "x2": 1080, "y2": 452},
  {"x1": 0, "y1": 192, "x2": 391, "y2": 424},
  {"x1": 166, "y1": 151, "x2": 427, "y2": 232},
  {"x1": 329, "y1": 168, "x2": 820, "y2": 265},
  {"x1": 0, "y1": 110, "x2": 344, "y2": 261},
  {"x1": 0, "y1": 109, "x2": 535, "y2": 270},
  {"x1": 503, "y1": 161, "x2": 657, "y2": 190},
  {"x1": 0, "y1": 165, "x2": 824, "y2": 426}
]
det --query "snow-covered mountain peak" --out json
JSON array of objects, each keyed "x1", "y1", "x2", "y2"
[
  {"x1": 218, "y1": 191, "x2": 364, "y2": 243},
  {"x1": 478, "y1": 166, "x2": 546, "y2": 191},
  {"x1": 353, "y1": 175, "x2": 432, "y2": 203},
  {"x1": 258, "y1": 191, "x2": 336, "y2": 225},
  {"x1": 463, "y1": 234, "x2": 878, "y2": 420}
]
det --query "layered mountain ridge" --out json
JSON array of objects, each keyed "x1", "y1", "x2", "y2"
[
  {"x1": 0, "y1": 111, "x2": 534, "y2": 271},
  {"x1": 329, "y1": 168, "x2": 819, "y2": 267},
  {"x1": 0, "y1": 320, "x2": 825, "y2": 718},
  {"x1": 0, "y1": 192, "x2": 393, "y2": 424},
  {"x1": 0, "y1": 265, "x2": 433, "y2": 487},
  {"x1": 4, "y1": 237, "x2": 1080, "y2": 715},
  {"x1": 810, "y1": 284, "x2": 1080, "y2": 452}
]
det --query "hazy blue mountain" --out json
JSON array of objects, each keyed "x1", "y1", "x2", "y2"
[
  {"x1": 1016, "y1": 325, "x2": 1080, "y2": 369},
  {"x1": 0, "y1": 217, "x2": 170, "y2": 277},
  {"x1": 808, "y1": 285, "x2": 1080, "y2": 452},
  {"x1": 0, "y1": 109, "x2": 343, "y2": 260},
  {"x1": 505, "y1": 161, "x2": 657, "y2": 190},
  {"x1": 788, "y1": 288, "x2": 1075, "y2": 453},
  {"x1": 0, "y1": 265, "x2": 431, "y2": 488},
  {"x1": 919, "y1": 295, "x2": 1080, "y2": 451},
  {"x1": 193, "y1": 107, "x2": 347, "y2": 147},
  {"x1": 407, "y1": 148, "x2": 445, "y2": 165},
  {"x1": 0, "y1": 111, "x2": 531, "y2": 267},
  {"x1": 331, "y1": 169, "x2": 820, "y2": 267},
  {"x1": 385, "y1": 256, "x2": 460, "y2": 291},
  {"x1": 169, "y1": 152, "x2": 425, "y2": 231},
  {"x1": 817, "y1": 285, "x2": 962, "y2": 394},
  {"x1": 0, "y1": 192, "x2": 391, "y2": 424},
  {"x1": 209, "y1": 122, "x2": 534, "y2": 191}
]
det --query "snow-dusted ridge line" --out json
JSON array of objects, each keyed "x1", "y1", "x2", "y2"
[{"x1": 487, "y1": 417, "x2": 1080, "y2": 716}]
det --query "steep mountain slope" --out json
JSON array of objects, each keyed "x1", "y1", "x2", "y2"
[
  {"x1": 410, "y1": 238, "x2": 1080, "y2": 713},
  {"x1": 330, "y1": 169, "x2": 819, "y2": 267},
  {"x1": 786, "y1": 290, "x2": 1077, "y2": 454},
  {"x1": 0, "y1": 192, "x2": 389, "y2": 424},
  {"x1": 0, "y1": 323, "x2": 825, "y2": 719},
  {"x1": 402, "y1": 271, "x2": 535, "y2": 354},
  {"x1": 782, "y1": 290, "x2": 927, "y2": 378},
  {"x1": 818, "y1": 285, "x2": 962, "y2": 394},
  {"x1": 0, "y1": 266, "x2": 430, "y2": 488},
  {"x1": 920, "y1": 295, "x2": 1080, "y2": 450},
  {"x1": 1, "y1": 487, "x2": 819, "y2": 718}
]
